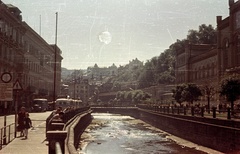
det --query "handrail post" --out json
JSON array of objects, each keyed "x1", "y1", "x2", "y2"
[
  {"x1": 227, "y1": 107, "x2": 231, "y2": 120},
  {"x1": 191, "y1": 106, "x2": 194, "y2": 116},
  {"x1": 201, "y1": 107, "x2": 204, "y2": 117},
  {"x1": 8, "y1": 125, "x2": 10, "y2": 143},
  {"x1": 47, "y1": 131, "x2": 67, "y2": 154},
  {"x1": 0, "y1": 128, "x2": 2, "y2": 150},
  {"x1": 212, "y1": 107, "x2": 216, "y2": 118}
]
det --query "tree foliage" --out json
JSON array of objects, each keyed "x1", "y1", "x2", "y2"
[
  {"x1": 172, "y1": 84, "x2": 186, "y2": 104},
  {"x1": 172, "y1": 83, "x2": 202, "y2": 104},
  {"x1": 182, "y1": 83, "x2": 202, "y2": 104},
  {"x1": 187, "y1": 24, "x2": 216, "y2": 44},
  {"x1": 116, "y1": 90, "x2": 151, "y2": 104},
  {"x1": 138, "y1": 48, "x2": 176, "y2": 88},
  {"x1": 220, "y1": 77, "x2": 240, "y2": 112}
]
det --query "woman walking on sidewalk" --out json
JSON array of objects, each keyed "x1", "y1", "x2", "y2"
[{"x1": 23, "y1": 112, "x2": 32, "y2": 139}]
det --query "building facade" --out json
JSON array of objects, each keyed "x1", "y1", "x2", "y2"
[
  {"x1": 175, "y1": 0, "x2": 240, "y2": 106},
  {"x1": 68, "y1": 78, "x2": 90, "y2": 104},
  {"x1": 0, "y1": 2, "x2": 62, "y2": 110}
]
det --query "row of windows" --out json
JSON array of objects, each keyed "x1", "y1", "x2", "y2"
[
  {"x1": 177, "y1": 56, "x2": 185, "y2": 66},
  {"x1": 0, "y1": 44, "x2": 14, "y2": 62},
  {"x1": 177, "y1": 65, "x2": 217, "y2": 83},
  {"x1": 0, "y1": 6, "x2": 61, "y2": 98},
  {"x1": 0, "y1": 19, "x2": 23, "y2": 45}
]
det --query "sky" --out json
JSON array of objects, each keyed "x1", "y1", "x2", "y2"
[{"x1": 2, "y1": 0, "x2": 229, "y2": 70}]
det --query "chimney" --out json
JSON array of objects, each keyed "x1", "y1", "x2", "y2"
[
  {"x1": 229, "y1": 0, "x2": 234, "y2": 7},
  {"x1": 216, "y1": 16, "x2": 222, "y2": 25}
]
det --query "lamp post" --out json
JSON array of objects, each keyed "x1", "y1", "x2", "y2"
[{"x1": 53, "y1": 12, "x2": 58, "y2": 106}]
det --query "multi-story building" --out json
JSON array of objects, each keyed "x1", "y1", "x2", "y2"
[
  {"x1": 68, "y1": 78, "x2": 90, "y2": 104},
  {"x1": 0, "y1": 2, "x2": 62, "y2": 110},
  {"x1": 175, "y1": 0, "x2": 240, "y2": 106},
  {"x1": 22, "y1": 22, "x2": 62, "y2": 104},
  {"x1": 217, "y1": 0, "x2": 240, "y2": 76}
]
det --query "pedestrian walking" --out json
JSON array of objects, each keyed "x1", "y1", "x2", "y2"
[
  {"x1": 17, "y1": 106, "x2": 26, "y2": 137},
  {"x1": 23, "y1": 112, "x2": 32, "y2": 139}
]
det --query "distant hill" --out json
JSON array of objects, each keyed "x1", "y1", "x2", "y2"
[
  {"x1": 61, "y1": 67, "x2": 88, "y2": 81},
  {"x1": 61, "y1": 68, "x2": 75, "y2": 80}
]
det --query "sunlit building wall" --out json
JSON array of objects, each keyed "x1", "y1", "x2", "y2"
[
  {"x1": 68, "y1": 78, "x2": 89, "y2": 103},
  {"x1": 22, "y1": 23, "x2": 63, "y2": 102},
  {"x1": 175, "y1": 0, "x2": 240, "y2": 105},
  {"x1": 0, "y1": 2, "x2": 63, "y2": 109}
]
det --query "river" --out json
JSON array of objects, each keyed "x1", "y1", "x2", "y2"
[{"x1": 78, "y1": 113, "x2": 220, "y2": 154}]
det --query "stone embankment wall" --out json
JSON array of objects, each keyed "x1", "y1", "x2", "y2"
[
  {"x1": 65, "y1": 110, "x2": 92, "y2": 154},
  {"x1": 91, "y1": 107, "x2": 240, "y2": 153},
  {"x1": 46, "y1": 108, "x2": 92, "y2": 154}
]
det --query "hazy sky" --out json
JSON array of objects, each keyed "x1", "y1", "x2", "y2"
[{"x1": 2, "y1": 0, "x2": 229, "y2": 69}]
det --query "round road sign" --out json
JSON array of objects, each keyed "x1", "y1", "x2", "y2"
[{"x1": 1, "y1": 72, "x2": 12, "y2": 83}]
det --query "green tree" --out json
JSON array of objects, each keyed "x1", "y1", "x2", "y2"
[
  {"x1": 138, "y1": 68, "x2": 155, "y2": 88},
  {"x1": 220, "y1": 77, "x2": 240, "y2": 115},
  {"x1": 202, "y1": 85, "x2": 215, "y2": 113},
  {"x1": 198, "y1": 24, "x2": 216, "y2": 44},
  {"x1": 187, "y1": 29, "x2": 199, "y2": 44},
  {"x1": 181, "y1": 83, "x2": 202, "y2": 104},
  {"x1": 124, "y1": 91, "x2": 133, "y2": 103},
  {"x1": 187, "y1": 24, "x2": 216, "y2": 44},
  {"x1": 169, "y1": 39, "x2": 185, "y2": 52},
  {"x1": 172, "y1": 84, "x2": 186, "y2": 105},
  {"x1": 132, "y1": 90, "x2": 144, "y2": 103}
]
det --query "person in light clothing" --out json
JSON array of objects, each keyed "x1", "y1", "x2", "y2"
[{"x1": 23, "y1": 112, "x2": 32, "y2": 139}]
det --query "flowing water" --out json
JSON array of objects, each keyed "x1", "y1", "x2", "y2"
[{"x1": 78, "y1": 113, "x2": 214, "y2": 154}]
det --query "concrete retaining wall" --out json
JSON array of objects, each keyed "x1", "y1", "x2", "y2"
[
  {"x1": 139, "y1": 109, "x2": 240, "y2": 153},
  {"x1": 65, "y1": 109, "x2": 92, "y2": 154},
  {"x1": 91, "y1": 107, "x2": 240, "y2": 153}
]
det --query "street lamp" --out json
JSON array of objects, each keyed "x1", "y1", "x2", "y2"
[{"x1": 53, "y1": 12, "x2": 58, "y2": 105}]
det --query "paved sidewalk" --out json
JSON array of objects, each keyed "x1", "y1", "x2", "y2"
[{"x1": 1, "y1": 124, "x2": 48, "y2": 154}]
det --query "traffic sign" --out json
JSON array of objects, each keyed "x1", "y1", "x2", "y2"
[
  {"x1": 1, "y1": 72, "x2": 12, "y2": 83},
  {"x1": 0, "y1": 83, "x2": 13, "y2": 101},
  {"x1": 13, "y1": 79, "x2": 23, "y2": 90}
]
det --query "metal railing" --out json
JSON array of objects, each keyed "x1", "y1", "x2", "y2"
[
  {"x1": 46, "y1": 107, "x2": 91, "y2": 154},
  {"x1": 137, "y1": 105, "x2": 240, "y2": 120},
  {"x1": 0, "y1": 123, "x2": 15, "y2": 150}
]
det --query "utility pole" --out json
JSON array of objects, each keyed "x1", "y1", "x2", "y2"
[{"x1": 53, "y1": 12, "x2": 58, "y2": 106}]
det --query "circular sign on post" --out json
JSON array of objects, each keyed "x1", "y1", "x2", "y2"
[{"x1": 1, "y1": 72, "x2": 12, "y2": 83}]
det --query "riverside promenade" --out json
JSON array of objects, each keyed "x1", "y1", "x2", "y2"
[
  {"x1": 0, "y1": 123, "x2": 48, "y2": 154},
  {"x1": 1, "y1": 107, "x2": 240, "y2": 154}
]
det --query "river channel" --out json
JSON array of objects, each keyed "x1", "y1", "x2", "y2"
[{"x1": 78, "y1": 113, "x2": 219, "y2": 154}]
